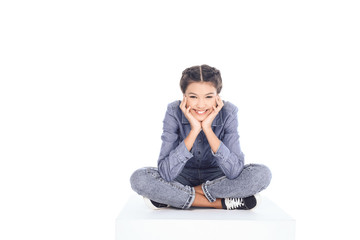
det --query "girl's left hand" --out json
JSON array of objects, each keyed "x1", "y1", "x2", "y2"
[{"x1": 201, "y1": 95, "x2": 224, "y2": 131}]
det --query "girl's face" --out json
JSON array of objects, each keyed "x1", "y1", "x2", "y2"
[{"x1": 184, "y1": 82, "x2": 218, "y2": 122}]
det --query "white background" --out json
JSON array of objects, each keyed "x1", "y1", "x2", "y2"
[{"x1": 1, "y1": 0, "x2": 359, "y2": 239}]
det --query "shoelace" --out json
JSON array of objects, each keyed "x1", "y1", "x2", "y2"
[{"x1": 226, "y1": 198, "x2": 245, "y2": 210}]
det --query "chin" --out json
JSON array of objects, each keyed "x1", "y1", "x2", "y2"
[{"x1": 194, "y1": 114, "x2": 208, "y2": 122}]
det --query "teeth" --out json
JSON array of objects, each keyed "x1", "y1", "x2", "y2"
[{"x1": 196, "y1": 110, "x2": 206, "y2": 114}]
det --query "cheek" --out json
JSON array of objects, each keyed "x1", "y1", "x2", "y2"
[{"x1": 186, "y1": 99, "x2": 196, "y2": 108}]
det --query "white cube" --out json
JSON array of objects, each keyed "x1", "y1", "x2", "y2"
[{"x1": 116, "y1": 194, "x2": 295, "y2": 240}]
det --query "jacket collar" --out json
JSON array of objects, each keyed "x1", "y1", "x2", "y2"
[{"x1": 181, "y1": 109, "x2": 224, "y2": 126}]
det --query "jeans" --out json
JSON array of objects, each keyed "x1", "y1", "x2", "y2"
[{"x1": 130, "y1": 164, "x2": 272, "y2": 209}]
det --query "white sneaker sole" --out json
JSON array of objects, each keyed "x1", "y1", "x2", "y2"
[{"x1": 143, "y1": 197, "x2": 161, "y2": 210}]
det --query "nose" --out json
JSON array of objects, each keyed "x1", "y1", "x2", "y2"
[{"x1": 196, "y1": 98, "x2": 206, "y2": 109}]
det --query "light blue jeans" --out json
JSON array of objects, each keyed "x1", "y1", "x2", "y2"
[{"x1": 130, "y1": 164, "x2": 271, "y2": 209}]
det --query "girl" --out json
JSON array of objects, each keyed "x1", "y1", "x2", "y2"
[{"x1": 130, "y1": 64, "x2": 272, "y2": 210}]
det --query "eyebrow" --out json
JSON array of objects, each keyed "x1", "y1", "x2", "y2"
[{"x1": 188, "y1": 92, "x2": 215, "y2": 95}]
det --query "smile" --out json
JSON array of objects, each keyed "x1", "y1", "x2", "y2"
[{"x1": 194, "y1": 109, "x2": 208, "y2": 115}]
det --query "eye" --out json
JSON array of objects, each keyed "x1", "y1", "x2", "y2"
[
  {"x1": 206, "y1": 96, "x2": 213, "y2": 98},
  {"x1": 189, "y1": 96, "x2": 197, "y2": 98}
]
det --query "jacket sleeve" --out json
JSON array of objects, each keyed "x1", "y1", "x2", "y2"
[
  {"x1": 157, "y1": 104, "x2": 193, "y2": 182},
  {"x1": 211, "y1": 106, "x2": 245, "y2": 179}
]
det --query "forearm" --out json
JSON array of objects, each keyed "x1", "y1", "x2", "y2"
[
  {"x1": 203, "y1": 127, "x2": 221, "y2": 154},
  {"x1": 158, "y1": 140, "x2": 194, "y2": 181},
  {"x1": 184, "y1": 129, "x2": 201, "y2": 152}
]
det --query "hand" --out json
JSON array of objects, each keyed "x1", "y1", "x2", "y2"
[
  {"x1": 179, "y1": 96, "x2": 202, "y2": 133},
  {"x1": 201, "y1": 95, "x2": 224, "y2": 131}
]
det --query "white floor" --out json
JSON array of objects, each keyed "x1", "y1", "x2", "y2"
[{"x1": 116, "y1": 194, "x2": 296, "y2": 240}]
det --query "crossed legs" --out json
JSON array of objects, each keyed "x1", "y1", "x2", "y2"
[
  {"x1": 130, "y1": 164, "x2": 272, "y2": 209},
  {"x1": 192, "y1": 185, "x2": 222, "y2": 209}
]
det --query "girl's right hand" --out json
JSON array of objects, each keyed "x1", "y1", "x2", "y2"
[{"x1": 179, "y1": 96, "x2": 202, "y2": 133}]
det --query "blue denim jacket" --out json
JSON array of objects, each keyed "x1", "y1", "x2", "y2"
[{"x1": 158, "y1": 100, "x2": 245, "y2": 182}]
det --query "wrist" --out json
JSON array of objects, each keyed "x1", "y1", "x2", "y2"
[
  {"x1": 202, "y1": 126, "x2": 212, "y2": 133},
  {"x1": 191, "y1": 128, "x2": 202, "y2": 135}
]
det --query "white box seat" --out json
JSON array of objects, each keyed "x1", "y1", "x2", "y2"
[{"x1": 116, "y1": 194, "x2": 295, "y2": 240}]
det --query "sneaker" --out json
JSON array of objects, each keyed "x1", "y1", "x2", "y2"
[
  {"x1": 221, "y1": 194, "x2": 260, "y2": 210},
  {"x1": 143, "y1": 197, "x2": 169, "y2": 210}
]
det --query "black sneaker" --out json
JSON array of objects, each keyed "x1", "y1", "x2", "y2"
[
  {"x1": 143, "y1": 197, "x2": 169, "y2": 210},
  {"x1": 221, "y1": 194, "x2": 260, "y2": 210}
]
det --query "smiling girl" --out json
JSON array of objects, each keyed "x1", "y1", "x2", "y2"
[{"x1": 130, "y1": 64, "x2": 272, "y2": 210}]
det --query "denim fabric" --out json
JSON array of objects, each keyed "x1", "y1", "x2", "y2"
[
  {"x1": 157, "y1": 100, "x2": 245, "y2": 182},
  {"x1": 201, "y1": 164, "x2": 272, "y2": 202},
  {"x1": 130, "y1": 99, "x2": 272, "y2": 209},
  {"x1": 174, "y1": 166, "x2": 225, "y2": 187},
  {"x1": 130, "y1": 164, "x2": 271, "y2": 209},
  {"x1": 130, "y1": 167, "x2": 196, "y2": 209}
]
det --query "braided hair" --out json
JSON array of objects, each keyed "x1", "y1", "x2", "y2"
[{"x1": 180, "y1": 64, "x2": 222, "y2": 94}]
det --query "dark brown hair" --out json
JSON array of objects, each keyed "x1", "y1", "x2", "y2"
[{"x1": 180, "y1": 64, "x2": 222, "y2": 94}]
